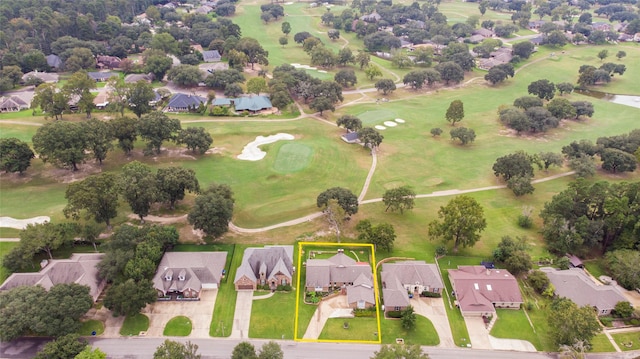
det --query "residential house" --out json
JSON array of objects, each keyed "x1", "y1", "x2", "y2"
[
  {"x1": 478, "y1": 47, "x2": 513, "y2": 70},
  {"x1": 234, "y1": 245, "x2": 294, "y2": 290},
  {"x1": 93, "y1": 92, "x2": 110, "y2": 109},
  {"x1": 306, "y1": 250, "x2": 375, "y2": 309},
  {"x1": 468, "y1": 34, "x2": 485, "y2": 44},
  {"x1": 591, "y1": 22, "x2": 611, "y2": 32},
  {"x1": 381, "y1": 261, "x2": 444, "y2": 313},
  {"x1": 360, "y1": 11, "x2": 382, "y2": 23},
  {"x1": 202, "y1": 50, "x2": 222, "y2": 63},
  {"x1": 201, "y1": 62, "x2": 229, "y2": 74},
  {"x1": 540, "y1": 267, "x2": 628, "y2": 316},
  {"x1": 448, "y1": 265, "x2": 523, "y2": 317},
  {"x1": 0, "y1": 95, "x2": 29, "y2": 112},
  {"x1": 472, "y1": 28, "x2": 495, "y2": 38},
  {"x1": 530, "y1": 35, "x2": 544, "y2": 45},
  {"x1": 528, "y1": 20, "x2": 546, "y2": 30},
  {"x1": 46, "y1": 54, "x2": 62, "y2": 69},
  {"x1": 153, "y1": 252, "x2": 227, "y2": 299},
  {"x1": 0, "y1": 253, "x2": 106, "y2": 301},
  {"x1": 96, "y1": 55, "x2": 122, "y2": 70},
  {"x1": 124, "y1": 73, "x2": 154, "y2": 83},
  {"x1": 22, "y1": 71, "x2": 59, "y2": 84},
  {"x1": 233, "y1": 96, "x2": 273, "y2": 113},
  {"x1": 166, "y1": 93, "x2": 206, "y2": 112},
  {"x1": 196, "y1": 5, "x2": 213, "y2": 14},
  {"x1": 88, "y1": 72, "x2": 118, "y2": 82}
]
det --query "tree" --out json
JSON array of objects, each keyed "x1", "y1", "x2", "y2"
[
  {"x1": 150, "y1": 33, "x2": 179, "y2": 55},
  {"x1": 445, "y1": 100, "x2": 464, "y2": 126},
  {"x1": 535, "y1": 152, "x2": 564, "y2": 172},
  {"x1": 324, "y1": 199, "x2": 347, "y2": 241},
  {"x1": 65, "y1": 172, "x2": 119, "y2": 228},
  {"x1": 103, "y1": 278, "x2": 157, "y2": 317},
  {"x1": 154, "y1": 340, "x2": 201, "y2": 359},
  {"x1": 493, "y1": 151, "x2": 534, "y2": 181},
  {"x1": 364, "y1": 64, "x2": 383, "y2": 80},
  {"x1": 0, "y1": 65, "x2": 22, "y2": 89},
  {"x1": 431, "y1": 128, "x2": 443, "y2": 137},
  {"x1": 616, "y1": 51, "x2": 626, "y2": 60},
  {"x1": 0, "y1": 138, "x2": 34, "y2": 174},
  {"x1": 177, "y1": 127, "x2": 213, "y2": 154},
  {"x1": 232, "y1": 342, "x2": 258, "y2": 359},
  {"x1": 82, "y1": 119, "x2": 113, "y2": 165},
  {"x1": 246, "y1": 77, "x2": 268, "y2": 96},
  {"x1": 64, "y1": 71, "x2": 96, "y2": 119},
  {"x1": 237, "y1": 37, "x2": 269, "y2": 70},
  {"x1": 138, "y1": 112, "x2": 182, "y2": 155},
  {"x1": 15, "y1": 222, "x2": 76, "y2": 261},
  {"x1": 546, "y1": 30, "x2": 568, "y2": 47},
  {"x1": 156, "y1": 167, "x2": 200, "y2": 210},
  {"x1": 282, "y1": 22, "x2": 291, "y2": 36},
  {"x1": 188, "y1": 183, "x2": 235, "y2": 238},
  {"x1": 337, "y1": 115, "x2": 363, "y2": 132},
  {"x1": 167, "y1": 65, "x2": 203, "y2": 87},
  {"x1": 279, "y1": 36, "x2": 288, "y2": 48},
  {"x1": 513, "y1": 96, "x2": 543, "y2": 110},
  {"x1": 31, "y1": 83, "x2": 69, "y2": 120},
  {"x1": 258, "y1": 341, "x2": 284, "y2": 359},
  {"x1": 548, "y1": 297, "x2": 601, "y2": 347},
  {"x1": 337, "y1": 48, "x2": 355, "y2": 66},
  {"x1": 294, "y1": 31, "x2": 312, "y2": 44},
  {"x1": 33, "y1": 121, "x2": 86, "y2": 170},
  {"x1": 449, "y1": 127, "x2": 476, "y2": 145},
  {"x1": 614, "y1": 301, "x2": 634, "y2": 318},
  {"x1": 357, "y1": 219, "x2": 396, "y2": 252},
  {"x1": 605, "y1": 250, "x2": 640, "y2": 290},
  {"x1": 120, "y1": 161, "x2": 158, "y2": 222},
  {"x1": 358, "y1": 127, "x2": 384, "y2": 149},
  {"x1": 110, "y1": 117, "x2": 138, "y2": 155},
  {"x1": 527, "y1": 270, "x2": 550, "y2": 294},
  {"x1": 310, "y1": 97, "x2": 335, "y2": 115},
  {"x1": 39, "y1": 283, "x2": 94, "y2": 337},
  {"x1": 334, "y1": 69, "x2": 357, "y2": 87},
  {"x1": 205, "y1": 69, "x2": 246, "y2": 89},
  {"x1": 597, "y1": 49, "x2": 608, "y2": 62},
  {"x1": 356, "y1": 51, "x2": 371, "y2": 69},
  {"x1": 600, "y1": 148, "x2": 637, "y2": 173},
  {"x1": 485, "y1": 67, "x2": 508, "y2": 85},
  {"x1": 507, "y1": 175, "x2": 535, "y2": 196},
  {"x1": 528, "y1": 79, "x2": 556, "y2": 100},
  {"x1": 225, "y1": 83, "x2": 244, "y2": 97},
  {"x1": 64, "y1": 48, "x2": 96, "y2": 72},
  {"x1": 374, "y1": 79, "x2": 396, "y2": 95},
  {"x1": 128, "y1": 80, "x2": 155, "y2": 118},
  {"x1": 106, "y1": 77, "x2": 129, "y2": 116},
  {"x1": 35, "y1": 334, "x2": 87, "y2": 359},
  {"x1": 317, "y1": 187, "x2": 359, "y2": 216},
  {"x1": 75, "y1": 347, "x2": 107, "y2": 359},
  {"x1": 328, "y1": 29, "x2": 341, "y2": 41},
  {"x1": 556, "y1": 82, "x2": 574, "y2": 96},
  {"x1": 428, "y1": 195, "x2": 487, "y2": 252},
  {"x1": 401, "y1": 305, "x2": 417, "y2": 330},
  {"x1": 371, "y1": 344, "x2": 429, "y2": 359},
  {"x1": 435, "y1": 61, "x2": 464, "y2": 85},
  {"x1": 382, "y1": 186, "x2": 416, "y2": 213},
  {"x1": 0, "y1": 285, "x2": 46, "y2": 341},
  {"x1": 144, "y1": 55, "x2": 173, "y2": 81},
  {"x1": 512, "y1": 41, "x2": 534, "y2": 59}
]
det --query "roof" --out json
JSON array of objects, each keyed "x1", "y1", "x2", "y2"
[
  {"x1": 234, "y1": 245, "x2": 294, "y2": 284},
  {"x1": 167, "y1": 93, "x2": 206, "y2": 109},
  {"x1": 22, "y1": 71, "x2": 59, "y2": 83},
  {"x1": 124, "y1": 73, "x2": 154, "y2": 83},
  {"x1": 540, "y1": 267, "x2": 627, "y2": 312},
  {"x1": 46, "y1": 54, "x2": 62, "y2": 68},
  {"x1": 382, "y1": 261, "x2": 443, "y2": 308},
  {"x1": 341, "y1": 132, "x2": 359, "y2": 143},
  {"x1": 153, "y1": 252, "x2": 227, "y2": 295},
  {"x1": 234, "y1": 96, "x2": 272, "y2": 112},
  {"x1": 347, "y1": 273, "x2": 375, "y2": 305},
  {"x1": 0, "y1": 253, "x2": 105, "y2": 301},
  {"x1": 93, "y1": 92, "x2": 109, "y2": 106},
  {"x1": 202, "y1": 50, "x2": 221, "y2": 62},
  {"x1": 87, "y1": 72, "x2": 118, "y2": 81},
  {"x1": 306, "y1": 252, "x2": 373, "y2": 288},
  {"x1": 566, "y1": 254, "x2": 583, "y2": 267},
  {"x1": 0, "y1": 95, "x2": 29, "y2": 111},
  {"x1": 448, "y1": 266, "x2": 523, "y2": 314},
  {"x1": 213, "y1": 98, "x2": 233, "y2": 106},
  {"x1": 472, "y1": 28, "x2": 494, "y2": 37}
]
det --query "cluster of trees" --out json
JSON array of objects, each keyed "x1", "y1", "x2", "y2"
[
  {"x1": 259, "y1": 4, "x2": 285, "y2": 23},
  {"x1": 484, "y1": 63, "x2": 515, "y2": 85},
  {"x1": 492, "y1": 150, "x2": 564, "y2": 196},
  {"x1": 562, "y1": 129, "x2": 640, "y2": 176},
  {"x1": 231, "y1": 341, "x2": 284, "y2": 359},
  {"x1": 356, "y1": 219, "x2": 397, "y2": 252},
  {"x1": 493, "y1": 236, "x2": 533, "y2": 275},
  {"x1": 577, "y1": 62, "x2": 627, "y2": 88}
]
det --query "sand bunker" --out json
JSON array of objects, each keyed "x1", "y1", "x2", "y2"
[
  {"x1": 0, "y1": 216, "x2": 50, "y2": 229},
  {"x1": 237, "y1": 133, "x2": 295, "y2": 161},
  {"x1": 395, "y1": 118, "x2": 405, "y2": 123},
  {"x1": 375, "y1": 125, "x2": 386, "y2": 130},
  {"x1": 383, "y1": 121, "x2": 398, "y2": 127}
]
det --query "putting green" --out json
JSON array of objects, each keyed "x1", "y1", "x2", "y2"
[
  {"x1": 273, "y1": 143, "x2": 313, "y2": 173},
  {"x1": 357, "y1": 110, "x2": 398, "y2": 126}
]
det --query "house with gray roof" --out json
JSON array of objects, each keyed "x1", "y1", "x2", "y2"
[
  {"x1": 234, "y1": 245, "x2": 294, "y2": 290},
  {"x1": 0, "y1": 253, "x2": 105, "y2": 301},
  {"x1": 202, "y1": 50, "x2": 221, "y2": 62},
  {"x1": 381, "y1": 261, "x2": 444, "y2": 313},
  {"x1": 124, "y1": 73, "x2": 154, "y2": 83},
  {"x1": 306, "y1": 250, "x2": 375, "y2": 309},
  {"x1": 0, "y1": 95, "x2": 29, "y2": 112},
  {"x1": 153, "y1": 252, "x2": 227, "y2": 299},
  {"x1": 166, "y1": 93, "x2": 206, "y2": 112},
  {"x1": 88, "y1": 72, "x2": 118, "y2": 82},
  {"x1": 448, "y1": 265, "x2": 523, "y2": 317},
  {"x1": 22, "y1": 71, "x2": 59, "y2": 84},
  {"x1": 540, "y1": 267, "x2": 628, "y2": 316},
  {"x1": 46, "y1": 54, "x2": 62, "y2": 69}
]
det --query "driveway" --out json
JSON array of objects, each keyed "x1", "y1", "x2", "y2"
[
  {"x1": 141, "y1": 289, "x2": 218, "y2": 338},
  {"x1": 464, "y1": 316, "x2": 536, "y2": 351},
  {"x1": 230, "y1": 290, "x2": 254, "y2": 339},
  {"x1": 409, "y1": 297, "x2": 455, "y2": 348},
  {"x1": 303, "y1": 295, "x2": 350, "y2": 339}
]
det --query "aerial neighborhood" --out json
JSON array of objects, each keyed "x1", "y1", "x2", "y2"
[{"x1": 0, "y1": 0, "x2": 640, "y2": 357}]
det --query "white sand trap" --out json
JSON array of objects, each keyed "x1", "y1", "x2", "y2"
[
  {"x1": 384, "y1": 121, "x2": 398, "y2": 127},
  {"x1": 0, "y1": 216, "x2": 50, "y2": 229},
  {"x1": 375, "y1": 125, "x2": 386, "y2": 130},
  {"x1": 237, "y1": 133, "x2": 294, "y2": 161},
  {"x1": 395, "y1": 118, "x2": 405, "y2": 123},
  {"x1": 317, "y1": 70, "x2": 327, "y2": 73}
]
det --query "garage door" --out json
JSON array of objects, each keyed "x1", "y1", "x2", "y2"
[{"x1": 237, "y1": 285, "x2": 253, "y2": 290}]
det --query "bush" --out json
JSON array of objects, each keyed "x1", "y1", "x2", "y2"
[
  {"x1": 354, "y1": 308, "x2": 376, "y2": 317},
  {"x1": 386, "y1": 311, "x2": 402, "y2": 318},
  {"x1": 517, "y1": 214, "x2": 533, "y2": 228},
  {"x1": 525, "y1": 301, "x2": 534, "y2": 311},
  {"x1": 276, "y1": 284, "x2": 292, "y2": 292},
  {"x1": 600, "y1": 316, "x2": 613, "y2": 327},
  {"x1": 435, "y1": 245, "x2": 447, "y2": 257},
  {"x1": 420, "y1": 291, "x2": 442, "y2": 298}
]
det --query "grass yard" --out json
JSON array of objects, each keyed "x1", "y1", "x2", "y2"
[
  {"x1": 163, "y1": 316, "x2": 192, "y2": 336},
  {"x1": 209, "y1": 244, "x2": 246, "y2": 337},
  {"x1": 318, "y1": 317, "x2": 379, "y2": 342},
  {"x1": 78, "y1": 319, "x2": 105, "y2": 336},
  {"x1": 517, "y1": 292, "x2": 556, "y2": 352},
  {"x1": 436, "y1": 256, "x2": 476, "y2": 347},
  {"x1": 590, "y1": 333, "x2": 616, "y2": 352},
  {"x1": 583, "y1": 259, "x2": 608, "y2": 280},
  {"x1": 612, "y1": 332, "x2": 640, "y2": 351},
  {"x1": 119, "y1": 313, "x2": 149, "y2": 336},
  {"x1": 490, "y1": 309, "x2": 541, "y2": 351},
  {"x1": 273, "y1": 143, "x2": 314, "y2": 173},
  {"x1": 380, "y1": 316, "x2": 439, "y2": 346},
  {"x1": 249, "y1": 291, "x2": 296, "y2": 339},
  {"x1": 0, "y1": 242, "x2": 19, "y2": 282}
]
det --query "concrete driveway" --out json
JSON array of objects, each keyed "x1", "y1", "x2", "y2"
[
  {"x1": 230, "y1": 290, "x2": 254, "y2": 339},
  {"x1": 141, "y1": 289, "x2": 218, "y2": 338},
  {"x1": 464, "y1": 316, "x2": 536, "y2": 351},
  {"x1": 303, "y1": 295, "x2": 349, "y2": 339},
  {"x1": 409, "y1": 297, "x2": 455, "y2": 348}
]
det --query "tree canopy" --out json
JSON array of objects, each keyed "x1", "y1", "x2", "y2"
[
  {"x1": 138, "y1": 112, "x2": 182, "y2": 155},
  {"x1": 548, "y1": 297, "x2": 601, "y2": 348},
  {"x1": 64, "y1": 172, "x2": 119, "y2": 227},
  {"x1": 428, "y1": 195, "x2": 487, "y2": 252},
  {"x1": 0, "y1": 138, "x2": 34, "y2": 174},
  {"x1": 317, "y1": 187, "x2": 359, "y2": 216},
  {"x1": 382, "y1": 186, "x2": 416, "y2": 214},
  {"x1": 188, "y1": 183, "x2": 235, "y2": 238}
]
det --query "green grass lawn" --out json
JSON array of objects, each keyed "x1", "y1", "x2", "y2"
[
  {"x1": 209, "y1": 244, "x2": 246, "y2": 337},
  {"x1": 380, "y1": 316, "x2": 439, "y2": 346},
  {"x1": 583, "y1": 259, "x2": 608, "y2": 280},
  {"x1": 78, "y1": 319, "x2": 105, "y2": 336},
  {"x1": 119, "y1": 313, "x2": 149, "y2": 336},
  {"x1": 250, "y1": 291, "x2": 296, "y2": 339},
  {"x1": 590, "y1": 333, "x2": 616, "y2": 353},
  {"x1": 517, "y1": 288, "x2": 556, "y2": 352},
  {"x1": 436, "y1": 256, "x2": 476, "y2": 347},
  {"x1": 318, "y1": 317, "x2": 379, "y2": 341},
  {"x1": 490, "y1": 309, "x2": 541, "y2": 350},
  {"x1": 163, "y1": 316, "x2": 192, "y2": 336},
  {"x1": 612, "y1": 332, "x2": 640, "y2": 351},
  {"x1": 0, "y1": 242, "x2": 19, "y2": 282}
]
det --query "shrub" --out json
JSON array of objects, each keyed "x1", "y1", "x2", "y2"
[
  {"x1": 386, "y1": 311, "x2": 402, "y2": 318},
  {"x1": 525, "y1": 301, "x2": 534, "y2": 311},
  {"x1": 354, "y1": 308, "x2": 376, "y2": 317},
  {"x1": 420, "y1": 291, "x2": 442, "y2": 298},
  {"x1": 600, "y1": 316, "x2": 613, "y2": 327},
  {"x1": 517, "y1": 214, "x2": 533, "y2": 228},
  {"x1": 276, "y1": 284, "x2": 292, "y2": 292},
  {"x1": 435, "y1": 245, "x2": 447, "y2": 257}
]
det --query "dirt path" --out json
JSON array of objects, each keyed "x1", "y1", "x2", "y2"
[{"x1": 358, "y1": 149, "x2": 377, "y2": 202}]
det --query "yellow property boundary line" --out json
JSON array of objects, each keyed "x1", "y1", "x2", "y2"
[{"x1": 294, "y1": 242, "x2": 382, "y2": 344}]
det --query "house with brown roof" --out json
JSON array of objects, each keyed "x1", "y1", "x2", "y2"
[
  {"x1": 96, "y1": 56, "x2": 122, "y2": 70},
  {"x1": 234, "y1": 245, "x2": 294, "y2": 290},
  {"x1": 540, "y1": 267, "x2": 628, "y2": 316},
  {"x1": 381, "y1": 261, "x2": 444, "y2": 313},
  {"x1": 0, "y1": 253, "x2": 106, "y2": 301},
  {"x1": 448, "y1": 265, "x2": 523, "y2": 317},
  {"x1": 306, "y1": 250, "x2": 375, "y2": 309},
  {"x1": 153, "y1": 252, "x2": 227, "y2": 300}
]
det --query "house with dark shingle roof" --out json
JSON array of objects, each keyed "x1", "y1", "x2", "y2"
[
  {"x1": 306, "y1": 250, "x2": 375, "y2": 309},
  {"x1": 448, "y1": 265, "x2": 523, "y2": 317},
  {"x1": 87, "y1": 72, "x2": 118, "y2": 82},
  {"x1": 381, "y1": 261, "x2": 444, "y2": 313},
  {"x1": 202, "y1": 50, "x2": 222, "y2": 62},
  {"x1": 166, "y1": 93, "x2": 206, "y2": 112},
  {"x1": 234, "y1": 245, "x2": 294, "y2": 290},
  {"x1": 153, "y1": 252, "x2": 227, "y2": 299},
  {"x1": 540, "y1": 267, "x2": 628, "y2": 316},
  {"x1": 0, "y1": 253, "x2": 106, "y2": 301},
  {"x1": 124, "y1": 73, "x2": 154, "y2": 83},
  {"x1": 46, "y1": 54, "x2": 62, "y2": 69}
]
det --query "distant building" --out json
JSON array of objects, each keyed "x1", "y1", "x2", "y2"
[
  {"x1": 360, "y1": 11, "x2": 382, "y2": 23},
  {"x1": 233, "y1": 96, "x2": 272, "y2": 113},
  {"x1": 22, "y1": 71, "x2": 59, "y2": 84},
  {"x1": 341, "y1": 132, "x2": 360, "y2": 144},
  {"x1": 202, "y1": 50, "x2": 222, "y2": 63},
  {"x1": 0, "y1": 95, "x2": 29, "y2": 112},
  {"x1": 96, "y1": 55, "x2": 122, "y2": 70},
  {"x1": 46, "y1": 54, "x2": 62, "y2": 69},
  {"x1": 124, "y1": 73, "x2": 154, "y2": 83},
  {"x1": 93, "y1": 92, "x2": 110, "y2": 109},
  {"x1": 87, "y1": 72, "x2": 119, "y2": 82},
  {"x1": 166, "y1": 93, "x2": 206, "y2": 112}
]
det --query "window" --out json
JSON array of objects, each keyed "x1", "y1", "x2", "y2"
[
  {"x1": 474, "y1": 283, "x2": 479, "y2": 290},
  {"x1": 394, "y1": 306, "x2": 401, "y2": 311}
]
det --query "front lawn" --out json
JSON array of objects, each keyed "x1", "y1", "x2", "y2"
[
  {"x1": 119, "y1": 313, "x2": 149, "y2": 336},
  {"x1": 209, "y1": 244, "x2": 246, "y2": 337},
  {"x1": 249, "y1": 291, "x2": 296, "y2": 339},
  {"x1": 163, "y1": 316, "x2": 192, "y2": 336},
  {"x1": 590, "y1": 333, "x2": 616, "y2": 352},
  {"x1": 78, "y1": 319, "x2": 104, "y2": 336},
  {"x1": 380, "y1": 316, "x2": 439, "y2": 346},
  {"x1": 490, "y1": 309, "x2": 541, "y2": 350},
  {"x1": 612, "y1": 332, "x2": 640, "y2": 351},
  {"x1": 318, "y1": 317, "x2": 379, "y2": 342}
]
